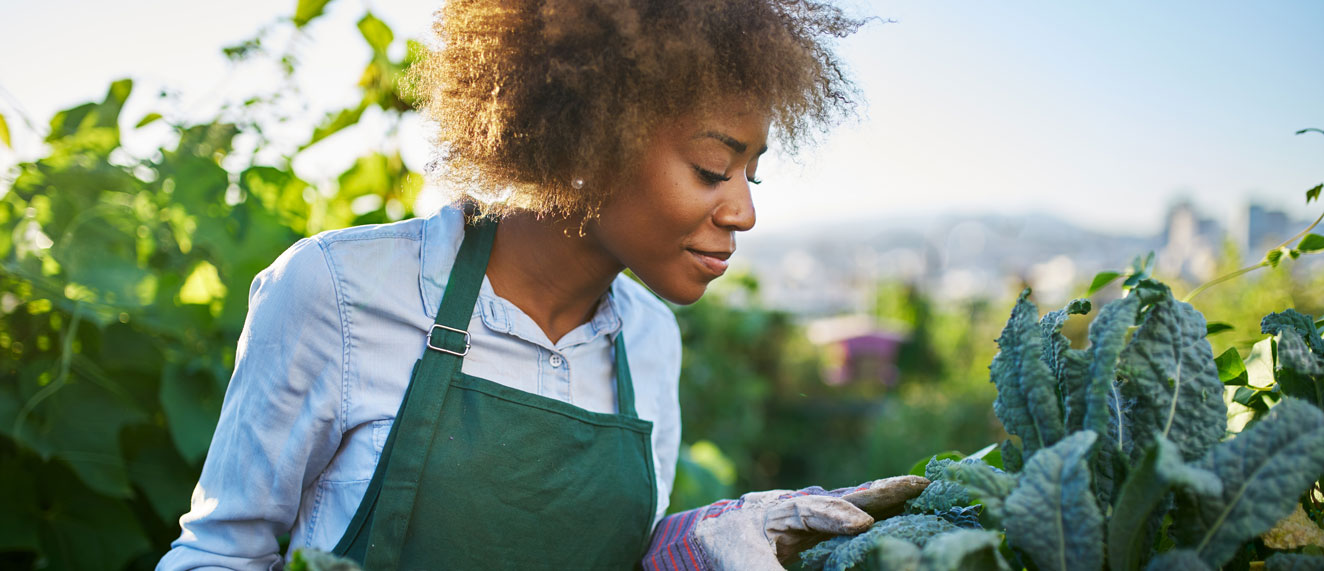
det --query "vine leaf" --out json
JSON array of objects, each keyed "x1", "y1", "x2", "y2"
[
  {"x1": 1003, "y1": 430, "x2": 1104, "y2": 571},
  {"x1": 1088, "y1": 271, "x2": 1122, "y2": 295},
  {"x1": 1213, "y1": 348, "x2": 1248, "y2": 386},
  {"x1": 1298, "y1": 233, "x2": 1324, "y2": 253},
  {"x1": 1171, "y1": 398, "x2": 1324, "y2": 568},
  {"x1": 0, "y1": 112, "x2": 10, "y2": 148},
  {"x1": 294, "y1": 0, "x2": 334, "y2": 27}
]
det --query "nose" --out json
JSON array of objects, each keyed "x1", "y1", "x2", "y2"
[{"x1": 713, "y1": 180, "x2": 756, "y2": 232}]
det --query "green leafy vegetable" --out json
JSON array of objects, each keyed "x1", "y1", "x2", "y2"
[
  {"x1": 906, "y1": 480, "x2": 970, "y2": 514},
  {"x1": 1002, "y1": 430, "x2": 1104, "y2": 571},
  {"x1": 990, "y1": 291, "x2": 1066, "y2": 462},
  {"x1": 918, "y1": 529, "x2": 1011, "y2": 571},
  {"x1": 1106, "y1": 437, "x2": 1221, "y2": 571},
  {"x1": 800, "y1": 514, "x2": 959, "y2": 571},
  {"x1": 288, "y1": 549, "x2": 363, "y2": 571},
  {"x1": 1171, "y1": 399, "x2": 1324, "y2": 568},
  {"x1": 1265, "y1": 552, "x2": 1324, "y2": 571},
  {"x1": 946, "y1": 461, "x2": 1017, "y2": 526},
  {"x1": 1116, "y1": 294, "x2": 1227, "y2": 463},
  {"x1": 1142, "y1": 549, "x2": 1211, "y2": 571},
  {"x1": 1081, "y1": 293, "x2": 1140, "y2": 506}
]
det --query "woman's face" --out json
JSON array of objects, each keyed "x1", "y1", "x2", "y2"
[{"x1": 589, "y1": 100, "x2": 770, "y2": 305}]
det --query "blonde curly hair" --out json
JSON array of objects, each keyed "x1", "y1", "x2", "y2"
[{"x1": 408, "y1": 0, "x2": 866, "y2": 218}]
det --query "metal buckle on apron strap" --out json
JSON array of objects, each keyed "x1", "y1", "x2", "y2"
[{"x1": 427, "y1": 324, "x2": 471, "y2": 356}]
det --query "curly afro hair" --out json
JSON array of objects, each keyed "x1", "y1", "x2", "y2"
[{"x1": 408, "y1": 0, "x2": 867, "y2": 218}]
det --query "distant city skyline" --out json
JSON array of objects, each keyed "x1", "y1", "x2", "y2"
[{"x1": 2, "y1": 1, "x2": 1321, "y2": 236}]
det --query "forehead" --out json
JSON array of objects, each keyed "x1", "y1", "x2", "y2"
[{"x1": 658, "y1": 99, "x2": 772, "y2": 149}]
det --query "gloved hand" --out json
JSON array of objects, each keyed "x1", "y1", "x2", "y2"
[{"x1": 643, "y1": 476, "x2": 930, "y2": 571}]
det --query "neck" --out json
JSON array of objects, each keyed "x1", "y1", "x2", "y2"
[{"x1": 485, "y1": 211, "x2": 623, "y2": 344}]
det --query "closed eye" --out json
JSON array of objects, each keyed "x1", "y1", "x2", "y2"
[
  {"x1": 747, "y1": 176, "x2": 762, "y2": 185},
  {"x1": 693, "y1": 166, "x2": 732, "y2": 185}
]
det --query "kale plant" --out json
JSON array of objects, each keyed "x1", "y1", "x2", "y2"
[{"x1": 800, "y1": 283, "x2": 1324, "y2": 571}]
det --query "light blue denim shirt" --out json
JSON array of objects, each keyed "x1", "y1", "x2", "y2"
[{"x1": 158, "y1": 207, "x2": 682, "y2": 570}]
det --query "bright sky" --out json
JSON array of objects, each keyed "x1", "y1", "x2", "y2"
[{"x1": 2, "y1": 0, "x2": 1321, "y2": 237}]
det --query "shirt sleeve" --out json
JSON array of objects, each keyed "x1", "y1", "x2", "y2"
[{"x1": 158, "y1": 237, "x2": 346, "y2": 571}]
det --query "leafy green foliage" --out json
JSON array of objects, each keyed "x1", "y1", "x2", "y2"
[
  {"x1": 1171, "y1": 399, "x2": 1324, "y2": 568},
  {"x1": 1261, "y1": 310, "x2": 1324, "y2": 410},
  {"x1": 906, "y1": 480, "x2": 970, "y2": 515},
  {"x1": 1106, "y1": 438, "x2": 1221, "y2": 571},
  {"x1": 0, "y1": 4, "x2": 424, "y2": 566},
  {"x1": 799, "y1": 514, "x2": 960, "y2": 571},
  {"x1": 1265, "y1": 552, "x2": 1324, "y2": 571},
  {"x1": 919, "y1": 530, "x2": 1011, "y2": 571},
  {"x1": 1116, "y1": 290, "x2": 1227, "y2": 463},
  {"x1": 990, "y1": 291, "x2": 1066, "y2": 461},
  {"x1": 1003, "y1": 430, "x2": 1104, "y2": 571},
  {"x1": 806, "y1": 274, "x2": 1324, "y2": 571},
  {"x1": 287, "y1": 549, "x2": 362, "y2": 571}
]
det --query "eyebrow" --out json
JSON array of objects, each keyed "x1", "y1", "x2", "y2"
[{"x1": 695, "y1": 131, "x2": 768, "y2": 156}]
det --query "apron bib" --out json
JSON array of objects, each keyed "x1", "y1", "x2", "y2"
[{"x1": 332, "y1": 219, "x2": 658, "y2": 569}]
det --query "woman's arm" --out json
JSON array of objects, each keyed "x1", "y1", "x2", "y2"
[{"x1": 158, "y1": 237, "x2": 346, "y2": 571}]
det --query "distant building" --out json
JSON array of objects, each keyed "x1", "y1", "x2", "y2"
[
  {"x1": 1159, "y1": 200, "x2": 1222, "y2": 284},
  {"x1": 1247, "y1": 204, "x2": 1292, "y2": 257},
  {"x1": 806, "y1": 315, "x2": 907, "y2": 386}
]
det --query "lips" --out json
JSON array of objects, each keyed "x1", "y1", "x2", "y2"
[{"x1": 688, "y1": 248, "x2": 733, "y2": 276}]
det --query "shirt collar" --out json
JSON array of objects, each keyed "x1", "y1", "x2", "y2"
[{"x1": 419, "y1": 206, "x2": 624, "y2": 349}]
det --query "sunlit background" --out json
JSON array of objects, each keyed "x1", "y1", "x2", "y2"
[
  {"x1": 4, "y1": 1, "x2": 1321, "y2": 234},
  {"x1": 1, "y1": 2, "x2": 1322, "y2": 567}
]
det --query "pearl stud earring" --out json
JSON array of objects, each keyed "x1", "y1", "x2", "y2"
[{"x1": 571, "y1": 178, "x2": 585, "y2": 189}]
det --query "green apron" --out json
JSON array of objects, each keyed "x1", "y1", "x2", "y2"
[{"x1": 332, "y1": 219, "x2": 658, "y2": 569}]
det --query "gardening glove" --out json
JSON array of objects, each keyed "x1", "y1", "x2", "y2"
[{"x1": 643, "y1": 475, "x2": 929, "y2": 571}]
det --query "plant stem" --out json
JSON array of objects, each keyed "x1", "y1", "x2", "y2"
[
  {"x1": 1182, "y1": 262, "x2": 1268, "y2": 303},
  {"x1": 1182, "y1": 207, "x2": 1323, "y2": 302}
]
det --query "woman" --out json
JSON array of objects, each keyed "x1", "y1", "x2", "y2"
[{"x1": 160, "y1": 1, "x2": 926, "y2": 569}]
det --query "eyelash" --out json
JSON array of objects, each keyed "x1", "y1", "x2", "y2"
[
  {"x1": 694, "y1": 166, "x2": 731, "y2": 185},
  {"x1": 694, "y1": 166, "x2": 762, "y2": 186}
]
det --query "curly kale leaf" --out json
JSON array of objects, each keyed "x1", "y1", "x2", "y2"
[
  {"x1": 934, "y1": 505, "x2": 983, "y2": 529},
  {"x1": 1262, "y1": 309, "x2": 1324, "y2": 354},
  {"x1": 1262, "y1": 310, "x2": 1324, "y2": 408},
  {"x1": 906, "y1": 480, "x2": 971, "y2": 514},
  {"x1": 1106, "y1": 437, "x2": 1221, "y2": 571},
  {"x1": 1116, "y1": 294, "x2": 1226, "y2": 464},
  {"x1": 1040, "y1": 300, "x2": 1093, "y2": 433},
  {"x1": 1171, "y1": 398, "x2": 1324, "y2": 569},
  {"x1": 287, "y1": 549, "x2": 362, "y2": 571},
  {"x1": 1081, "y1": 294, "x2": 1140, "y2": 507},
  {"x1": 860, "y1": 536, "x2": 922, "y2": 571},
  {"x1": 1003, "y1": 430, "x2": 1104, "y2": 571},
  {"x1": 918, "y1": 529, "x2": 1012, "y2": 571},
  {"x1": 1265, "y1": 553, "x2": 1324, "y2": 571},
  {"x1": 946, "y1": 461, "x2": 1018, "y2": 526},
  {"x1": 991, "y1": 291, "x2": 1067, "y2": 463},
  {"x1": 800, "y1": 515, "x2": 960, "y2": 571},
  {"x1": 1142, "y1": 549, "x2": 1212, "y2": 571}
]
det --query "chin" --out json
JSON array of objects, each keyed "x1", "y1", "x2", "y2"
[{"x1": 647, "y1": 280, "x2": 709, "y2": 306}]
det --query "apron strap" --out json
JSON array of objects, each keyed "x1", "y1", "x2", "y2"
[
  {"x1": 613, "y1": 333, "x2": 639, "y2": 418},
  {"x1": 364, "y1": 217, "x2": 496, "y2": 570}
]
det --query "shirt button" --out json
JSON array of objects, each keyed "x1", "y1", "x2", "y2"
[{"x1": 549, "y1": 354, "x2": 564, "y2": 367}]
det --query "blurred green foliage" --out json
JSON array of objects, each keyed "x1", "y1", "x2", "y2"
[{"x1": 0, "y1": 3, "x2": 420, "y2": 568}]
